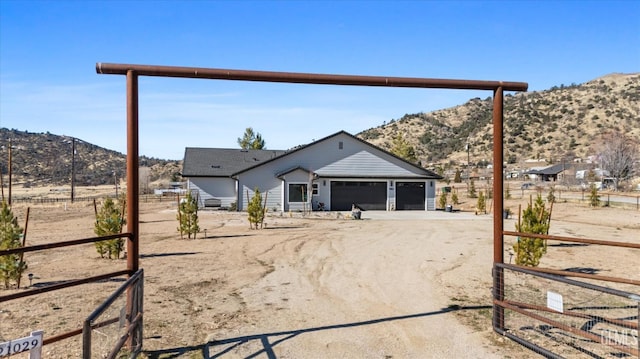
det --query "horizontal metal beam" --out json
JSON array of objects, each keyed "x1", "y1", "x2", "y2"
[
  {"x1": 0, "y1": 270, "x2": 129, "y2": 302},
  {"x1": 96, "y1": 63, "x2": 528, "y2": 92},
  {"x1": 503, "y1": 230, "x2": 640, "y2": 249}
]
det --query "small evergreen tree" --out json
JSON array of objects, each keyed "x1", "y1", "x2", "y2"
[
  {"x1": 454, "y1": 169, "x2": 462, "y2": 183},
  {"x1": 588, "y1": 183, "x2": 600, "y2": 207},
  {"x1": 547, "y1": 186, "x2": 556, "y2": 204},
  {"x1": 247, "y1": 188, "x2": 266, "y2": 229},
  {"x1": 513, "y1": 195, "x2": 551, "y2": 267},
  {"x1": 0, "y1": 200, "x2": 27, "y2": 288},
  {"x1": 94, "y1": 197, "x2": 126, "y2": 258},
  {"x1": 438, "y1": 191, "x2": 448, "y2": 209},
  {"x1": 505, "y1": 185, "x2": 512, "y2": 200},
  {"x1": 177, "y1": 191, "x2": 200, "y2": 239},
  {"x1": 476, "y1": 191, "x2": 486, "y2": 214},
  {"x1": 468, "y1": 179, "x2": 477, "y2": 198},
  {"x1": 451, "y1": 190, "x2": 459, "y2": 205}
]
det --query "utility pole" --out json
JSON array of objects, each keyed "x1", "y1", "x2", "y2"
[
  {"x1": 466, "y1": 141, "x2": 471, "y2": 185},
  {"x1": 8, "y1": 139, "x2": 12, "y2": 205},
  {"x1": 114, "y1": 171, "x2": 118, "y2": 197},
  {"x1": 71, "y1": 137, "x2": 76, "y2": 203}
]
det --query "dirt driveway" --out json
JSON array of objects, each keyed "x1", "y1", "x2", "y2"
[{"x1": 2, "y1": 199, "x2": 638, "y2": 358}]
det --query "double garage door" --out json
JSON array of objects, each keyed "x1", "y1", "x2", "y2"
[{"x1": 330, "y1": 181, "x2": 425, "y2": 211}]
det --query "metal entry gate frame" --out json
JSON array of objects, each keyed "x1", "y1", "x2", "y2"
[
  {"x1": 96, "y1": 62, "x2": 528, "y2": 352},
  {"x1": 82, "y1": 269, "x2": 144, "y2": 359}
]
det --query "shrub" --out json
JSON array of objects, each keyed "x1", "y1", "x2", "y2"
[
  {"x1": 438, "y1": 191, "x2": 448, "y2": 209},
  {"x1": 589, "y1": 183, "x2": 600, "y2": 207},
  {"x1": 247, "y1": 188, "x2": 266, "y2": 229},
  {"x1": 454, "y1": 169, "x2": 462, "y2": 183},
  {"x1": 468, "y1": 179, "x2": 477, "y2": 198},
  {"x1": 513, "y1": 195, "x2": 551, "y2": 267},
  {"x1": 476, "y1": 191, "x2": 486, "y2": 214},
  {"x1": 0, "y1": 201, "x2": 27, "y2": 289},
  {"x1": 94, "y1": 196, "x2": 126, "y2": 258},
  {"x1": 177, "y1": 191, "x2": 200, "y2": 239},
  {"x1": 451, "y1": 190, "x2": 459, "y2": 205},
  {"x1": 547, "y1": 186, "x2": 556, "y2": 204}
]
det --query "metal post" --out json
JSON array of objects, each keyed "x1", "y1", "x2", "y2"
[
  {"x1": 125, "y1": 70, "x2": 140, "y2": 351},
  {"x1": 126, "y1": 70, "x2": 139, "y2": 274},
  {"x1": 82, "y1": 319, "x2": 91, "y2": 359},
  {"x1": 492, "y1": 86, "x2": 505, "y2": 330}
]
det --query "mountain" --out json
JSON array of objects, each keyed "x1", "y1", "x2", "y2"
[
  {"x1": 358, "y1": 73, "x2": 639, "y2": 170},
  {"x1": 2, "y1": 73, "x2": 637, "y2": 188},
  {"x1": 0, "y1": 128, "x2": 181, "y2": 190}
]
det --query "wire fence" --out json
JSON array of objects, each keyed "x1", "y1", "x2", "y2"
[
  {"x1": 495, "y1": 263, "x2": 639, "y2": 358},
  {"x1": 82, "y1": 269, "x2": 143, "y2": 359},
  {"x1": 8, "y1": 193, "x2": 180, "y2": 205}
]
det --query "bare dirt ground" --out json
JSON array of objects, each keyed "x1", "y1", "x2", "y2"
[{"x1": 1, "y1": 187, "x2": 639, "y2": 358}]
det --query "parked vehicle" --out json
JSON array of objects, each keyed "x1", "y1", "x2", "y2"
[{"x1": 521, "y1": 182, "x2": 535, "y2": 190}]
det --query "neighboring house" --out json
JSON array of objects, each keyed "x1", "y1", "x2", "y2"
[
  {"x1": 525, "y1": 164, "x2": 567, "y2": 182},
  {"x1": 182, "y1": 131, "x2": 442, "y2": 212},
  {"x1": 181, "y1": 148, "x2": 286, "y2": 208}
]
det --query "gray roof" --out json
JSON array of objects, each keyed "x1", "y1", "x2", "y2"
[
  {"x1": 525, "y1": 163, "x2": 566, "y2": 175},
  {"x1": 181, "y1": 148, "x2": 286, "y2": 177},
  {"x1": 233, "y1": 130, "x2": 443, "y2": 179}
]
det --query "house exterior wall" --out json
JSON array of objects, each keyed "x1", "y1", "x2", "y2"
[
  {"x1": 238, "y1": 165, "x2": 284, "y2": 212},
  {"x1": 187, "y1": 177, "x2": 236, "y2": 208},
  {"x1": 236, "y1": 133, "x2": 437, "y2": 212},
  {"x1": 283, "y1": 169, "x2": 314, "y2": 212},
  {"x1": 426, "y1": 180, "x2": 436, "y2": 210}
]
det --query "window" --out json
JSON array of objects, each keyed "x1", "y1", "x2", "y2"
[
  {"x1": 312, "y1": 183, "x2": 318, "y2": 195},
  {"x1": 338, "y1": 141, "x2": 343, "y2": 150},
  {"x1": 288, "y1": 183, "x2": 308, "y2": 202}
]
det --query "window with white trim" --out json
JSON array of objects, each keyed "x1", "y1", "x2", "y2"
[{"x1": 288, "y1": 183, "x2": 308, "y2": 202}]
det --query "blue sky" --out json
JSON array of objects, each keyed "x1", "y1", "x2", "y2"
[{"x1": 1, "y1": 1, "x2": 638, "y2": 160}]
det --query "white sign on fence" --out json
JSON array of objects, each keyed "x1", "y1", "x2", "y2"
[
  {"x1": 0, "y1": 330, "x2": 43, "y2": 359},
  {"x1": 547, "y1": 291, "x2": 564, "y2": 313}
]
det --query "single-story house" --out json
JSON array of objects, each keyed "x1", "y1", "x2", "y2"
[
  {"x1": 182, "y1": 131, "x2": 442, "y2": 212},
  {"x1": 525, "y1": 164, "x2": 567, "y2": 182},
  {"x1": 181, "y1": 148, "x2": 286, "y2": 208}
]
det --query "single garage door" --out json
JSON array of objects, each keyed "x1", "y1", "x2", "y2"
[
  {"x1": 396, "y1": 182, "x2": 425, "y2": 210},
  {"x1": 331, "y1": 181, "x2": 387, "y2": 211}
]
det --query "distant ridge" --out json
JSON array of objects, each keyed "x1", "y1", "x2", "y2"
[
  {"x1": 0, "y1": 128, "x2": 181, "y2": 188},
  {"x1": 358, "y1": 73, "x2": 639, "y2": 168}
]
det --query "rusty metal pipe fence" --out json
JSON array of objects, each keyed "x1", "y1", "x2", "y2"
[
  {"x1": 0, "y1": 233, "x2": 138, "y2": 350},
  {"x1": 494, "y1": 231, "x2": 640, "y2": 358}
]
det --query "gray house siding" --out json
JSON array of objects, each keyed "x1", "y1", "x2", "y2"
[
  {"x1": 238, "y1": 165, "x2": 284, "y2": 212},
  {"x1": 236, "y1": 132, "x2": 439, "y2": 212},
  {"x1": 426, "y1": 180, "x2": 436, "y2": 210},
  {"x1": 187, "y1": 177, "x2": 237, "y2": 208}
]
